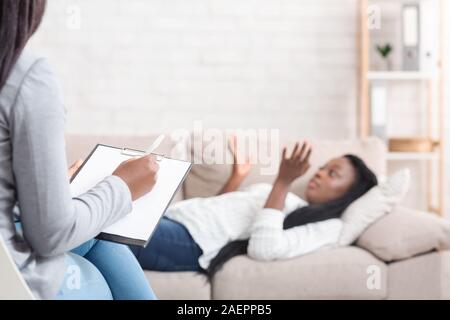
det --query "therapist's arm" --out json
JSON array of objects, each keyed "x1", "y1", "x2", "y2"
[{"x1": 10, "y1": 58, "x2": 156, "y2": 257}]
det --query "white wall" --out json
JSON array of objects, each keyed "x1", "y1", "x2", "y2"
[
  {"x1": 444, "y1": 1, "x2": 450, "y2": 217},
  {"x1": 28, "y1": 0, "x2": 358, "y2": 138},
  {"x1": 27, "y1": 0, "x2": 449, "y2": 216}
]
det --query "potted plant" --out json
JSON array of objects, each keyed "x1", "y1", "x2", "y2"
[{"x1": 376, "y1": 43, "x2": 393, "y2": 70}]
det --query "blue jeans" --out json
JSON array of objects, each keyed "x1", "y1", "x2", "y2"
[
  {"x1": 130, "y1": 217, "x2": 203, "y2": 272},
  {"x1": 55, "y1": 239, "x2": 157, "y2": 300}
]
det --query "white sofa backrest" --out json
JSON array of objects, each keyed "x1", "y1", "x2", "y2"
[
  {"x1": 65, "y1": 133, "x2": 387, "y2": 201},
  {"x1": 183, "y1": 134, "x2": 387, "y2": 199}
]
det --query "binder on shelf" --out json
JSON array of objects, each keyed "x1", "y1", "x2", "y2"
[
  {"x1": 419, "y1": 0, "x2": 439, "y2": 73},
  {"x1": 402, "y1": 4, "x2": 420, "y2": 71},
  {"x1": 370, "y1": 83, "x2": 388, "y2": 141}
]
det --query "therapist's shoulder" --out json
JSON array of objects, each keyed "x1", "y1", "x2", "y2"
[
  {"x1": 0, "y1": 51, "x2": 38, "y2": 106},
  {"x1": 18, "y1": 50, "x2": 59, "y2": 88},
  {"x1": 11, "y1": 51, "x2": 64, "y2": 113},
  {"x1": 1, "y1": 50, "x2": 58, "y2": 104},
  {"x1": 1, "y1": 51, "x2": 58, "y2": 120},
  {"x1": 6, "y1": 50, "x2": 51, "y2": 89}
]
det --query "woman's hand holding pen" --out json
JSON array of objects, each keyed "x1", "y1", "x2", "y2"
[
  {"x1": 112, "y1": 135, "x2": 163, "y2": 201},
  {"x1": 112, "y1": 155, "x2": 160, "y2": 201}
]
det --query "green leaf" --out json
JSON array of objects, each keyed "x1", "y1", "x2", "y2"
[{"x1": 376, "y1": 43, "x2": 393, "y2": 58}]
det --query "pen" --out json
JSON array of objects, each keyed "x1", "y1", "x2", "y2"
[{"x1": 146, "y1": 134, "x2": 166, "y2": 160}]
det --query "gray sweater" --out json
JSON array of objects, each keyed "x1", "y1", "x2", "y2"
[{"x1": 0, "y1": 51, "x2": 133, "y2": 299}]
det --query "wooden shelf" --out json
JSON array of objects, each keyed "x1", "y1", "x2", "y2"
[
  {"x1": 428, "y1": 207, "x2": 442, "y2": 215},
  {"x1": 367, "y1": 71, "x2": 437, "y2": 81},
  {"x1": 387, "y1": 151, "x2": 439, "y2": 161},
  {"x1": 358, "y1": 0, "x2": 445, "y2": 215}
]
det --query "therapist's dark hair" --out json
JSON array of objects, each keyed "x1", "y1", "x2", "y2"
[{"x1": 0, "y1": 0, "x2": 47, "y2": 90}]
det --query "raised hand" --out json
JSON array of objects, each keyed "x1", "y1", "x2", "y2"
[
  {"x1": 277, "y1": 141, "x2": 312, "y2": 185},
  {"x1": 228, "y1": 134, "x2": 253, "y2": 178},
  {"x1": 217, "y1": 134, "x2": 254, "y2": 195}
]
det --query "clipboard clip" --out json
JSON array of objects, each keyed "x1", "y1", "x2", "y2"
[
  {"x1": 121, "y1": 148, "x2": 144, "y2": 157},
  {"x1": 153, "y1": 153, "x2": 165, "y2": 162},
  {"x1": 121, "y1": 148, "x2": 164, "y2": 161}
]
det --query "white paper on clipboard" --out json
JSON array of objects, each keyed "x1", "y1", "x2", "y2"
[{"x1": 70, "y1": 144, "x2": 192, "y2": 246}]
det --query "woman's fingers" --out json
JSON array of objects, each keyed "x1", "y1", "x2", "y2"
[
  {"x1": 228, "y1": 134, "x2": 237, "y2": 156},
  {"x1": 283, "y1": 141, "x2": 312, "y2": 171},
  {"x1": 301, "y1": 145, "x2": 312, "y2": 163},
  {"x1": 289, "y1": 140, "x2": 307, "y2": 162},
  {"x1": 296, "y1": 141, "x2": 308, "y2": 160},
  {"x1": 295, "y1": 142, "x2": 312, "y2": 166},
  {"x1": 282, "y1": 147, "x2": 287, "y2": 160},
  {"x1": 305, "y1": 146, "x2": 312, "y2": 161},
  {"x1": 289, "y1": 142, "x2": 299, "y2": 160}
]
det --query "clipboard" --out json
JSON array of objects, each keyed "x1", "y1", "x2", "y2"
[{"x1": 70, "y1": 144, "x2": 192, "y2": 247}]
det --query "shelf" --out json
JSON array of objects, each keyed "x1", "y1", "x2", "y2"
[
  {"x1": 387, "y1": 151, "x2": 439, "y2": 161},
  {"x1": 367, "y1": 71, "x2": 437, "y2": 81},
  {"x1": 428, "y1": 207, "x2": 442, "y2": 215},
  {"x1": 360, "y1": 0, "x2": 445, "y2": 216}
]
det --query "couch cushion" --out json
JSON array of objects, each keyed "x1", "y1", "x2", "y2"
[
  {"x1": 144, "y1": 271, "x2": 211, "y2": 300},
  {"x1": 211, "y1": 247, "x2": 387, "y2": 300},
  {"x1": 357, "y1": 206, "x2": 450, "y2": 262},
  {"x1": 184, "y1": 133, "x2": 386, "y2": 199},
  {"x1": 339, "y1": 169, "x2": 410, "y2": 246}
]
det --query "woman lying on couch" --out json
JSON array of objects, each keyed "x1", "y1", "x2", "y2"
[{"x1": 130, "y1": 137, "x2": 378, "y2": 278}]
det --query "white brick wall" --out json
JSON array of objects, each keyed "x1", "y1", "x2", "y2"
[
  {"x1": 27, "y1": 0, "x2": 358, "y2": 138},
  {"x1": 27, "y1": 0, "x2": 449, "y2": 216}
]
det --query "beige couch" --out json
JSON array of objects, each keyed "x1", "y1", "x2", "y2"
[{"x1": 65, "y1": 133, "x2": 450, "y2": 300}]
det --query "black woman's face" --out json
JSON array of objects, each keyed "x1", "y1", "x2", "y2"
[{"x1": 305, "y1": 157, "x2": 357, "y2": 205}]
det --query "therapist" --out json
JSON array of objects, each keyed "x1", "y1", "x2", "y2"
[{"x1": 0, "y1": 0, "x2": 159, "y2": 300}]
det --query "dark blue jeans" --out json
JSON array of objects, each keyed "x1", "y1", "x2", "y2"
[{"x1": 130, "y1": 217, "x2": 203, "y2": 272}]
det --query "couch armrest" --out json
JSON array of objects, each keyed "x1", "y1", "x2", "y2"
[
  {"x1": 356, "y1": 205, "x2": 450, "y2": 262},
  {"x1": 388, "y1": 250, "x2": 450, "y2": 299}
]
